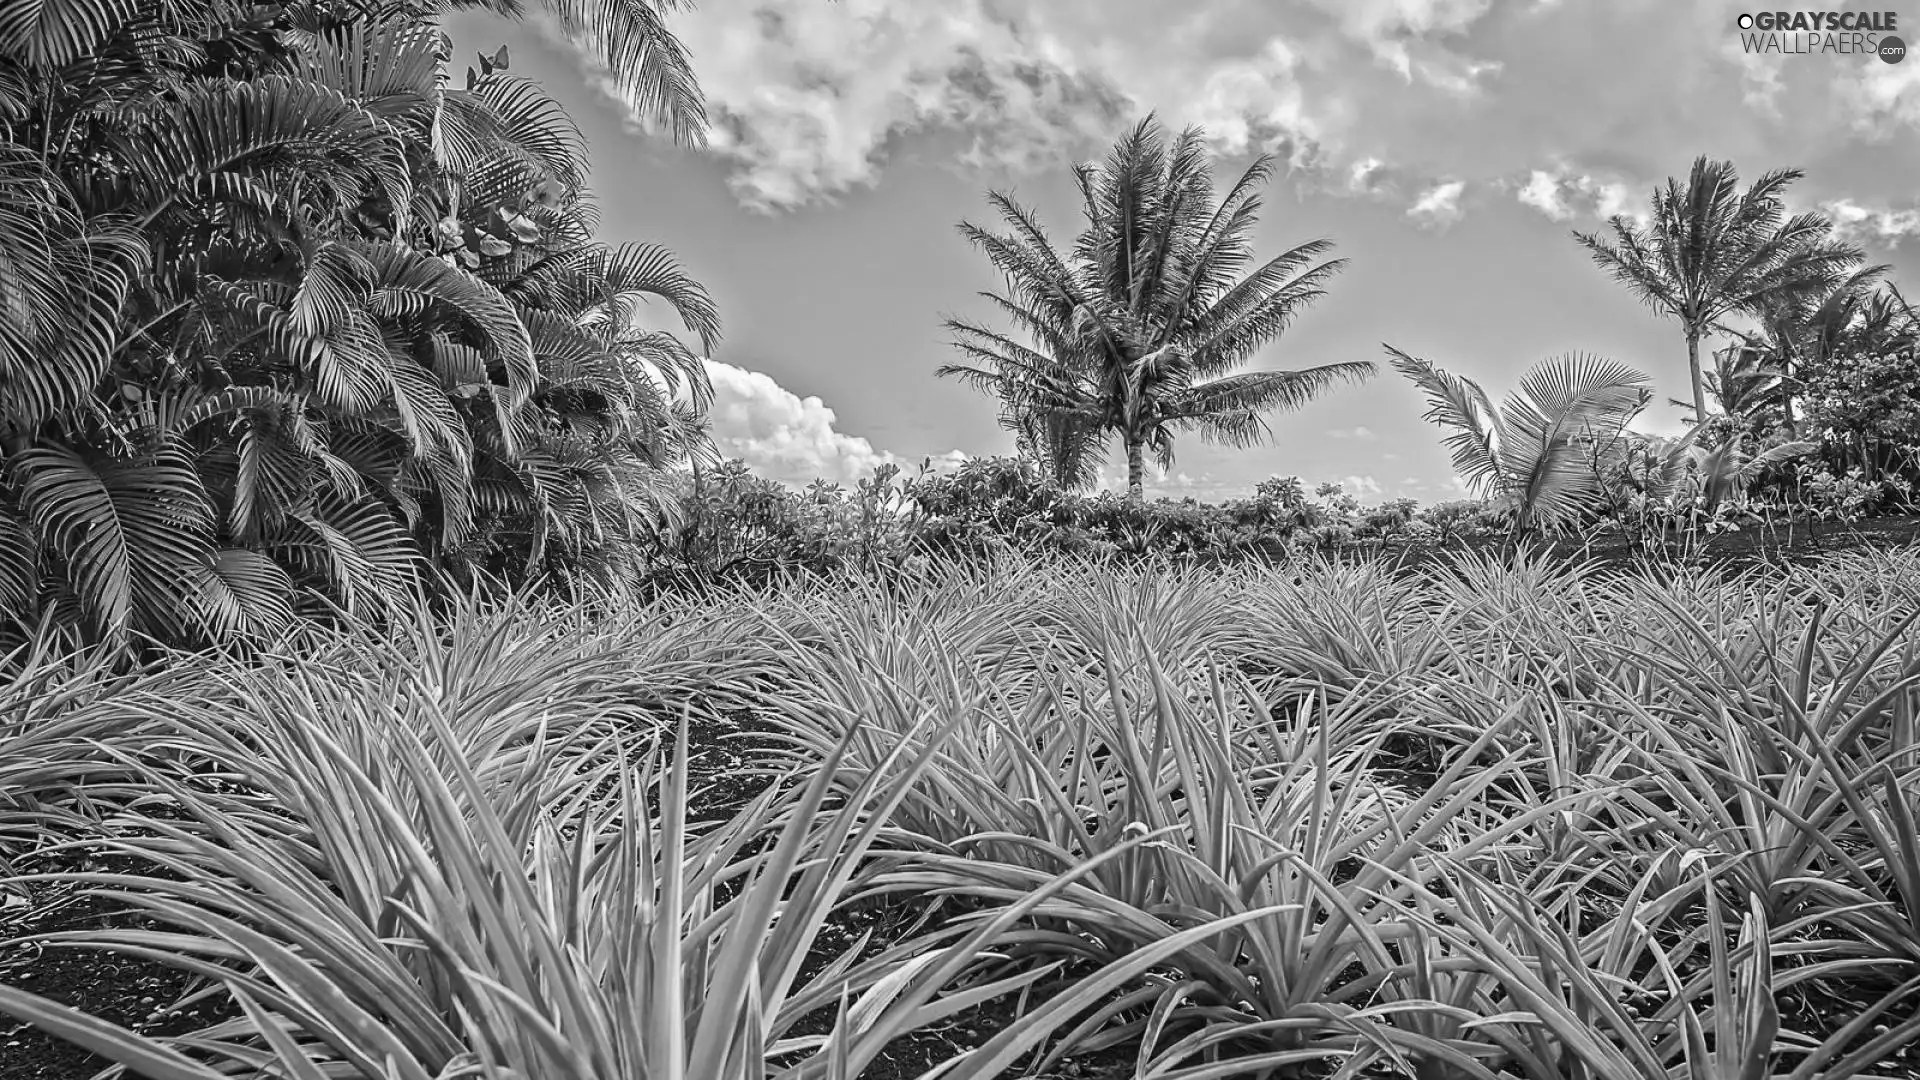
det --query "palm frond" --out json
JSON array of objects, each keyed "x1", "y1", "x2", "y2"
[
  {"x1": 9, "y1": 444, "x2": 215, "y2": 641},
  {"x1": 1383, "y1": 346, "x2": 1506, "y2": 496}
]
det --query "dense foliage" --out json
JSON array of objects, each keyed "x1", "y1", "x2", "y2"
[
  {"x1": 614, "y1": 446, "x2": 1920, "y2": 589},
  {"x1": 0, "y1": 0, "x2": 718, "y2": 650},
  {"x1": 633, "y1": 455, "x2": 1508, "y2": 583}
]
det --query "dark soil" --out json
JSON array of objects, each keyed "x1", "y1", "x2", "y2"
[{"x1": 0, "y1": 850, "x2": 241, "y2": 1080}]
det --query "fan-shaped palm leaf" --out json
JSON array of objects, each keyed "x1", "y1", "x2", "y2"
[
  {"x1": 506, "y1": 240, "x2": 718, "y2": 353},
  {"x1": 116, "y1": 74, "x2": 411, "y2": 233},
  {"x1": 1499, "y1": 353, "x2": 1650, "y2": 531},
  {"x1": 0, "y1": 146, "x2": 145, "y2": 429},
  {"x1": 1388, "y1": 346, "x2": 1654, "y2": 538},
  {"x1": 272, "y1": 492, "x2": 420, "y2": 615},
  {"x1": 8, "y1": 444, "x2": 214, "y2": 640},
  {"x1": 284, "y1": 17, "x2": 441, "y2": 125},
  {"x1": 0, "y1": 503, "x2": 35, "y2": 616},
  {"x1": 488, "y1": 0, "x2": 706, "y2": 148},
  {"x1": 439, "y1": 71, "x2": 588, "y2": 192},
  {"x1": 1383, "y1": 346, "x2": 1504, "y2": 496},
  {"x1": 196, "y1": 547, "x2": 295, "y2": 639}
]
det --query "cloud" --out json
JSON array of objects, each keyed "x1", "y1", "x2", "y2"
[
  {"x1": 1341, "y1": 474, "x2": 1385, "y2": 499},
  {"x1": 1326, "y1": 425, "x2": 1376, "y2": 439},
  {"x1": 1510, "y1": 166, "x2": 1645, "y2": 225},
  {"x1": 1834, "y1": 51, "x2": 1920, "y2": 134},
  {"x1": 1407, "y1": 180, "x2": 1466, "y2": 227},
  {"x1": 703, "y1": 360, "x2": 967, "y2": 485},
  {"x1": 1823, "y1": 198, "x2": 1920, "y2": 248},
  {"x1": 552, "y1": 0, "x2": 1547, "y2": 211},
  {"x1": 1721, "y1": 39, "x2": 1785, "y2": 116},
  {"x1": 1516, "y1": 169, "x2": 1571, "y2": 220},
  {"x1": 601, "y1": 0, "x2": 1335, "y2": 211},
  {"x1": 1345, "y1": 156, "x2": 1387, "y2": 194},
  {"x1": 1299, "y1": 0, "x2": 1499, "y2": 92},
  {"x1": 524, "y1": 0, "x2": 1920, "y2": 231}
]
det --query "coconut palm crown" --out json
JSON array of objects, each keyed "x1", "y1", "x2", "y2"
[{"x1": 940, "y1": 115, "x2": 1374, "y2": 499}]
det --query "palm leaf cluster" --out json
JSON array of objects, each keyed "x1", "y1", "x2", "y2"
[
  {"x1": 0, "y1": 0, "x2": 717, "y2": 646},
  {"x1": 940, "y1": 115, "x2": 1374, "y2": 498}
]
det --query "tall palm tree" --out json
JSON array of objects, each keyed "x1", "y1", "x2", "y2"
[
  {"x1": 1385, "y1": 347, "x2": 1652, "y2": 541},
  {"x1": 1572, "y1": 157, "x2": 1861, "y2": 421},
  {"x1": 940, "y1": 116, "x2": 1374, "y2": 500}
]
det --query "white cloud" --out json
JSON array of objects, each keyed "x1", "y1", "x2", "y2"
[
  {"x1": 1823, "y1": 198, "x2": 1920, "y2": 247},
  {"x1": 1834, "y1": 53, "x2": 1920, "y2": 134},
  {"x1": 1721, "y1": 39, "x2": 1785, "y2": 116},
  {"x1": 1407, "y1": 180, "x2": 1466, "y2": 227},
  {"x1": 1517, "y1": 169, "x2": 1571, "y2": 220},
  {"x1": 1341, "y1": 474, "x2": 1385, "y2": 499},
  {"x1": 544, "y1": 0, "x2": 1540, "y2": 212},
  {"x1": 1301, "y1": 0, "x2": 1488, "y2": 39},
  {"x1": 594, "y1": 0, "x2": 1335, "y2": 211},
  {"x1": 1301, "y1": 0, "x2": 1498, "y2": 92},
  {"x1": 1181, "y1": 37, "x2": 1322, "y2": 164},
  {"x1": 703, "y1": 360, "x2": 966, "y2": 486},
  {"x1": 1326, "y1": 425, "x2": 1376, "y2": 439},
  {"x1": 521, "y1": 0, "x2": 1920, "y2": 233},
  {"x1": 1510, "y1": 166, "x2": 1646, "y2": 226}
]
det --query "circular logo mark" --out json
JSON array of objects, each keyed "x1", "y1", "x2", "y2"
[
  {"x1": 1881, "y1": 35, "x2": 1908, "y2": 63},
  {"x1": 1737, "y1": 12, "x2": 1754, "y2": 29}
]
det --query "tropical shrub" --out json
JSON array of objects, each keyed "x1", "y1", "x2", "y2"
[
  {"x1": 1800, "y1": 342, "x2": 1920, "y2": 485},
  {"x1": 0, "y1": 0, "x2": 718, "y2": 650},
  {"x1": 1796, "y1": 463, "x2": 1914, "y2": 522}
]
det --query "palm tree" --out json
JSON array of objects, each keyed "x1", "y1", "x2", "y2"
[
  {"x1": 940, "y1": 116, "x2": 1374, "y2": 500},
  {"x1": 1572, "y1": 157, "x2": 1862, "y2": 421},
  {"x1": 1673, "y1": 342, "x2": 1791, "y2": 436},
  {"x1": 1385, "y1": 347, "x2": 1652, "y2": 541}
]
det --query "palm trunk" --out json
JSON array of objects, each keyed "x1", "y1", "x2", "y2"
[
  {"x1": 1686, "y1": 329, "x2": 1707, "y2": 423},
  {"x1": 1125, "y1": 439, "x2": 1145, "y2": 502},
  {"x1": 1782, "y1": 353, "x2": 1799, "y2": 438}
]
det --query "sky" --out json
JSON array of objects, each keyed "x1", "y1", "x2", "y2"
[{"x1": 449, "y1": 0, "x2": 1920, "y2": 506}]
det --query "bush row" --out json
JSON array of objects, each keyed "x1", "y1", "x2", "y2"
[{"x1": 639, "y1": 454, "x2": 1916, "y2": 582}]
